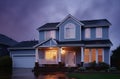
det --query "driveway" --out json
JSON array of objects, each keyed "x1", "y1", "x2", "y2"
[
  {"x1": 12, "y1": 68, "x2": 71, "y2": 79},
  {"x1": 12, "y1": 68, "x2": 35, "y2": 79}
]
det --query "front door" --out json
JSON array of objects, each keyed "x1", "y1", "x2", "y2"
[{"x1": 66, "y1": 51, "x2": 76, "y2": 67}]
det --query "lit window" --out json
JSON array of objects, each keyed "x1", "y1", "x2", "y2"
[
  {"x1": 96, "y1": 27, "x2": 102, "y2": 38},
  {"x1": 91, "y1": 49, "x2": 96, "y2": 62},
  {"x1": 45, "y1": 30, "x2": 55, "y2": 40},
  {"x1": 45, "y1": 50, "x2": 57, "y2": 60},
  {"x1": 85, "y1": 28, "x2": 90, "y2": 38},
  {"x1": 98, "y1": 49, "x2": 103, "y2": 62},
  {"x1": 84, "y1": 48, "x2": 103, "y2": 63},
  {"x1": 64, "y1": 23, "x2": 76, "y2": 39},
  {"x1": 84, "y1": 49, "x2": 90, "y2": 63}
]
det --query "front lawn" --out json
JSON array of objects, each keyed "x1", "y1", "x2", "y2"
[{"x1": 67, "y1": 73, "x2": 120, "y2": 79}]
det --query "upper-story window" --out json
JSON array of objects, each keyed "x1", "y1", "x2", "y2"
[
  {"x1": 96, "y1": 27, "x2": 102, "y2": 38},
  {"x1": 64, "y1": 23, "x2": 76, "y2": 39},
  {"x1": 85, "y1": 28, "x2": 90, "y2": 38},
  {"x1": 45, "y1": 30, "x2": 55, "y2": 40}
]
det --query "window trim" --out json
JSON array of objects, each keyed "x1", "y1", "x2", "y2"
[
  {"x1": 45, "y1": 30, "x2": 56, "y2": 40},
  {"x1": 64, "y1": 23, "x2": 76, "y2": 39},
  {"x1": 85, "y1": 28, "x2": 91, "y2": 39},
  {"x1": 96, "y1": 27, "x2": 102, "y2": 38},
  {"x1": 84, "y1": 48, "x2": 104, "y2": 63}
]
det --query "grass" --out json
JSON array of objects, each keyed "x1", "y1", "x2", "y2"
[{"x1": 67, "y1": 73, "x2": 120, "y2": 79}]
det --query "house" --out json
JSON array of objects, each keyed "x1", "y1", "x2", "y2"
[
  {"x1": 10, "y1": 14, "x2": 112, "y2": 68},
  {"x1": 0, "y1": 34, "x2": 17, "y2": 56}
]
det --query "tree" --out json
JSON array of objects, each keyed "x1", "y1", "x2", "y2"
[{"x1": 111, "y1": 46, "x2": 120, "y2": 69}]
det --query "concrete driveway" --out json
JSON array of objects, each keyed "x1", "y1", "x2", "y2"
[
  {"x1": 12, "y1": 68, "x2": 35, "y2": 79},
  {"x1": 12, "y1": 68, "x2": 71, "y2": 79}
]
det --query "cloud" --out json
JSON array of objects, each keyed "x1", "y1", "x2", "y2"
[{"x1": 0, "y1": 0, "x2": 120, "y2": 49}]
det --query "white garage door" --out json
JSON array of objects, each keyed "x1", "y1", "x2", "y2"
[{"x1": 12, "y1": 55, "x2": 35, "y2": 68}]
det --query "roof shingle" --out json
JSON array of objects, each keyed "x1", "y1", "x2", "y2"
[
  {"x1": 0, "y1": 34, "x2": 18, "y2": 46},
  {"x1": 11, "y1": 40, "x2": 38, "y2": 48}
]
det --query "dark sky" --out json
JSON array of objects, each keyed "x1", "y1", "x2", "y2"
[{"x1": 0, "y1": 0, "x2": 120, "y2": 50}]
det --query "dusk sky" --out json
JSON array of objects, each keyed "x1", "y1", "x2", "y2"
[{"x1": 0, "y1": 0, "x2": 120, "y2": 50}]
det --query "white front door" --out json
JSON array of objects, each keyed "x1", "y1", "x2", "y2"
[{"x1": 66, "y1": 51, "x2": 76, "y2": 67}]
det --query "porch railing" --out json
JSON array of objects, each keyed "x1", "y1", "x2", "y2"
[{"x1": 38, "y1": 59, "x2": 58, "y2": 64}]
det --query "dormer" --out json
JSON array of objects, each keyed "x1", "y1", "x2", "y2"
[{"x1": 57, "y1": 14, "x2": 84, "y2": 41}]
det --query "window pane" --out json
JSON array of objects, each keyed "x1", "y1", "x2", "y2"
[
  {"x1": 45, "y1": 31, "x2": 50, "y2": 39},
  {"x1": 96, "y1": 28, "x2": 102, "y2": 38},
  {"x1": 45, "y1": 50, "x2": 57, "y2": 60},
  {"x1": 84, "y1": 49, "x2": 90, "y2": 63},
  {"x1": 45, "y1": 30, "x2": 56, "y2": 40},
  {"x1": 85, "y1": 28, "x2": 90, "y2": 38},
  {"x1": 91, "y1": 49, "x2": 96, "y2": 62},
  {"x1": 50, "y1": 31, "x2": 55, "y2": 39},
  {"x1": 98, "y1": 49, "x2": 103, "y2": 62},
  {"x1": 64, "y1": 23, "x2": 75, "y2": 39}
]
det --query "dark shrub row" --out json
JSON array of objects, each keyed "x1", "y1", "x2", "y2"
[{"x1": 0, "y1": 56, "x2": 12, "y2": 74}]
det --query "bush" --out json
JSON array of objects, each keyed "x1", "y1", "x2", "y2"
[
  {"x1": 0, "y1": 56, "x2": 12, "y2": 73},
  {"x1": 88, "y1": 61, "x2": 96, "y2": 70},
  {"x1": 108, "y1": 67, "x2": 117, "y2": 72},
  {"x1": 88, "y1": 62, "x2": 109, "y2": 71}
]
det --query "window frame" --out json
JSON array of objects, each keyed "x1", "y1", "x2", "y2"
[
  {"x1": 85, "y1": 28, "x2": 91, "y2": 39},
  {"x1": 84, "y1": 48, "x2": 104, "y2": 63},
  {"x1": 45, "y1": 30, "x2": 56, "y2": 40},
  {"x1": 96, "y1": 27, "x2": 102, "y2": 38},
  {"x1": 64, "y1": 23, "x2": 76, "y2": 39}
]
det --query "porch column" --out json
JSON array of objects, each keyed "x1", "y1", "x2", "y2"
[
  {"x1": 58, "y1": 47, "x2": 62, "y2": 62},
  {"x1": 35, "y1": 48, "x2": 39, "y2": 62},
  {"x1": 81, "y1": 47, "x2": 84, "y2": 62},
  {"x1": 96, "y1": 49, "x2": 98, "y2": 63}
]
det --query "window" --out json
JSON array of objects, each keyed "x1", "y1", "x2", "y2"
[
  {"x1": 98, "y1": 49, "x2": 103, "y2": 62},
  {"x1": 85, "y1": 28, "x2": 90, "y2": 38},
  {"x1": 96, "y1": 27, "x2": 102, "y2": 38},
  {"x1": 45, "y1": 30, "x2": 55, "y2": 40},
  {"x1": 84, "y1": 48, "x2": 103, "y2": 63},
  {"x1": 45, "y1": 50, "x2": 57, "y2": 60},
  {"x1": 84, "y1": 49, "x2": 90, "y2": 63},
  {"x1": 64, "y1": 23, "x2": 76, "y2": 39},
  {"x1": 91, "y1": 49, "x2": 96, "y2": 62}
]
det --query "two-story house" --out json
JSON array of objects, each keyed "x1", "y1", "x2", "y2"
[{"x1": 10, "y1": 14, "x2": 112, "y2": 68}]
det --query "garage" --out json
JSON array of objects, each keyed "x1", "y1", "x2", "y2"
[
  {"x1": 12, "y1": 54, "x2": 35, "y2": 68},
  {"x1": 9, "y1": 40, "x2": 38, "y2": 68}
]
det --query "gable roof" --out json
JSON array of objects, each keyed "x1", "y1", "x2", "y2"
[
  {"x1": 38, "y1": 18, "x2": 111, "y2": 31},
  {"x1": 9, "y1": 40, "x2": 38, "y2": 49},
  {"x1": 34, "y1": 38, "x2": 57, "y2": 48},
  {"x1": 56, "y1": 14, "x2": 84, "y2": 27},
  {"x1": 0, "y1": 34, "x2": 18, "y2": 46}
]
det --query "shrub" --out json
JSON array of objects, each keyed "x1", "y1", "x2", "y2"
[
  {"x1": 97, "y1": 62, "x2": 109, "y2": 70},
  {"x1": 88, "y1": 61, "x2": 109, "y2": 71},
  {"x1": 79, "y1": 67, "x2": 86, "y2": 72},
  {"x1": 0, "y1": 56, "x2": 12, "y2": 73},
  {"x1": 108, "y1": 67, "x2": 117, "y2": 72},
  {"x1": 88, "y1": 61, "x2": 96, "y2": 70}
]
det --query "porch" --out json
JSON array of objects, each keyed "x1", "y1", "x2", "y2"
[{"x1": 35, "y1": 47, "x2": 84, "y2": 67}]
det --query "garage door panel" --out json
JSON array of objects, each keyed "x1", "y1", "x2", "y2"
[{"x1": 13, "y1": 55, "x2": 35, "y2": 68}]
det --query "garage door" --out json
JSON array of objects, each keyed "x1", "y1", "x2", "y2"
[{"x1": 12, "y1": 55, "x2": 35, "y2": 68}]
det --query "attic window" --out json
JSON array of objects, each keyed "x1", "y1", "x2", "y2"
[
  {"x1": 45, "y1": 30, "x2": 56, "y2": 40},
  {"x1": 64, "y1": 23, "x2": 76, "y2": 39},
  {"x1": 96, "y1": 27, "x2": 102, "y2": 38}
]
